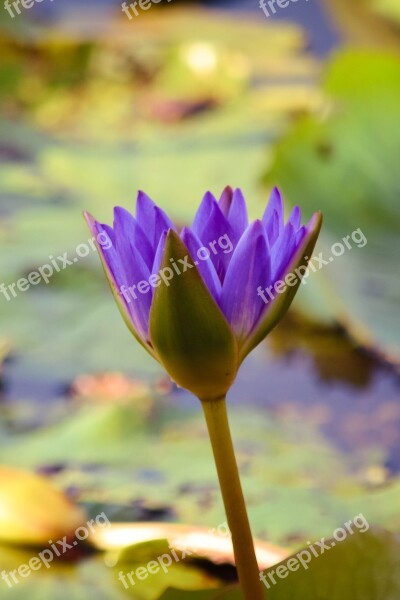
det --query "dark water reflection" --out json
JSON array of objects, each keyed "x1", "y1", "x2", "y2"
[{"x1": 173, "y1": 315, "x2": 400, "y2": 475}]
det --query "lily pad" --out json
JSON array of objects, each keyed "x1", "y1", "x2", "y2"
[
  {"x1": 264, "y1": 51, "x2": 400, "y2": 363},
  {"x1": 161, "y1": 527, "x2": 400, "y2": 599}
]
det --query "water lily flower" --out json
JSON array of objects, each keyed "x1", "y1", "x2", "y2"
[
  {"x1": 84, "y1": 187, "x2": 322, "y2": 401},
  {"x1": 84, "y1": 187, "x2": 322, "y2": 600}
]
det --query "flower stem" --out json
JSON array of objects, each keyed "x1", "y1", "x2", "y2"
[{"x1": 201, "y1": 397, "x2": 265, "y2": 600}]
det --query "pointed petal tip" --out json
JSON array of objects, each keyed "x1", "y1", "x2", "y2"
[
  {"x1": 180, "y1": 225, "x2": 190, "y2": 236},
  {"x1": 113, "y1": 205, "x2": 130, "y2": 221},
  {"x1": 231, "y1": 187, "x2": 246, "y2": 200},
  {"x1": 251, "y1": 218, "x2": 265, "y2": 235},
  {"x1": 294, "y1": 211, "x2": 322, "y2": 257},
  {"x1": 136, "y1": 190, "x2": 156, "y2": 212},
  {"x1": 160, "y1": 227, "x2": 179, "y2": 255},
  {"x1": 83, "y1": 210, "x2": 95, "y2": 224},
  {"x1": 218, "y1": 186, "x2": 234, "y2": 217},
  {"x1": 307, "y1": 210, "x2": 323, "y2": 233},
  {"x1": 83, "y1": 211, "x2": 99, "y2": 237},
  {"x1": 137, "y1": 189, "x2": 152, "y2": 199},
  {"x1": 271, "y1": 186, "x2": 283, "y2": 200},
  {"x1": 166, "y1": 227, "x2": 178, "y2": 240},
  {"x1": 204, "y1": 190, "x2": 218, "y2": 203},
  {"x1": 288, "y1": 205, "x2": 301, "y2": 226},
  {"x1": 222, "y1": 185, "x2": 233, "y2": 194},
  {"x1": 180, "y1": 226, "x2": 193, "y2": 246},
  {"x1": 263, "y1": 186, "x2": 284, "y2": 230}
]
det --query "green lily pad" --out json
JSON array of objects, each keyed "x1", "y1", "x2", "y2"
[
  {"x1": 161, "y1": 528, "x2": 400, "y2": 599},
  {"x1": 264, "y1": 51, "x2": 400, "y2": 362},
  {"x1": 0, "y1": 550, "x2": 127, "y2": 600},
  {"x1": 0, "y1": 538, "x2": 222, "y2": 600},
  {"x1": 111, "y1": 538, "x2": 224, "y2": 600}
]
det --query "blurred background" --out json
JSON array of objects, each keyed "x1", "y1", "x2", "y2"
[{"x1": 0, "y1": 0, "x2": 399, "y2": 596}]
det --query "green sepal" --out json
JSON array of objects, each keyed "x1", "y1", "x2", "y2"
[{"x1": 149, "y1": 230, "x2": 238, "y2": 400}]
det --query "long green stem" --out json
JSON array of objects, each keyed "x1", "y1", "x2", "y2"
[{"x1": 201, "y1": 397, "x2": 265, "y2": 600}]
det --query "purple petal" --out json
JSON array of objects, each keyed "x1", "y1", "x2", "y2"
[
  {"x1": 220, "y1": 220, "x2": 271, "y2": 340},
  {"x1": 218, "y1": 186, "x2": 234, "y2": 217},
  {"x1": 296, "y1": 225, "x2": 306, "y2": 245},
  {"x1": 262, "y1": 187, "x2": 284, "y2": 240},
  {"x1": 136, "y1": 191, "x2": 175, "y2": 247},
  {"x1": 181, "y1": 227, "x2": 222, "y2": 302},
  {"x1": 85, "y1": 212, "x2": 143, "y2": 336},
  {"x1": 265, "y1": 209, "x2": 280, "y2": 246},
  {"x1": 195, "y1": 202, "x2": 236, "y2": 281},
  {"x1": 271, "y1": 222, "x2": 296, "y2": 280},
  {"x1": 152, "y1": 229, "x2": 168, "y2": 278},
  {"x1": 296, "y1": 213, "x2": 320, "y2": 255},
  {"x1": 153, "y1": 206, "x2": 176, "y2": 247},
  {"x1": 136, "y1": 191, "x2": 156, "y2": 239},
  {"x1": 227, "y1": 189, "x2": 249, "y2": 242},
  {"x1": 99, "y1": 223, "x2": 115, "y2": 246},
  {"x1": 192, "y1": 191, "x2": 218, "y2": 238},
  {"x1": 287, "y1": 205, "x2": 301, "y2": 230},
  {"x1": 114, "y1": 206, "x2": 154, "y2": 269},
  {"x1": 217, "y1": 187, "x2": 249, "y2": 241},
  {"x1": 238, "y1": 211, "x2": 323, "y2": 361},
  {"x1": 90, "y1": 220, "x2": 124, "y2": 292},
  {"x1": 114, "y1": 212, "x2": 152, "y2": 339}
]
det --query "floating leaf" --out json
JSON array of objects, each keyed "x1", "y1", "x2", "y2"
[
  {"x1": 0, "y1": 466, "x2": 87, "y2": 546},
  {"x1": 161, "y1": 528, "x2": 400, "y2": 599},
  {"x1": 264, "y1": 51, "x2": 400, "y2": 363}
]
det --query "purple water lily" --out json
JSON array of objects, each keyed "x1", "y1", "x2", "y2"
[
  {"x1": 85, "y1": 187, "x2": 322, "y2": 600},
  {"x1": 85, "y1": 187, "x2": 321, "y2": 372}
]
